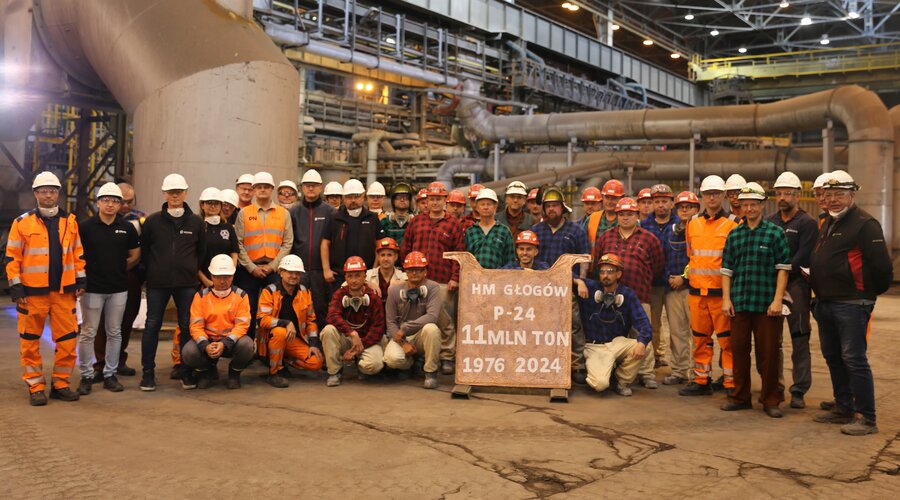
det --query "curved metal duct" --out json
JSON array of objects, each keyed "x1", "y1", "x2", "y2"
[
  {"x1": 458, "y1": 79, "x2": 893, "y2": 248},
  {"x1": 436, "y1": 158, "x2": 488, "y2": 189},
  {"x1": 30, "y1": 0, "x2": 299, "y2": 209}
]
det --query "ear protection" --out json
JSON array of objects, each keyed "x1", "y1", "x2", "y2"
[
  {"x1": 400, "y1": 285, "x2": 428, "y2": 302},
  {"x1": 342, "y1": 294, "x2": 370, "y2": 311},
  {"x1": 594, "y1": 290, "x2": 624, "y2": 308}
]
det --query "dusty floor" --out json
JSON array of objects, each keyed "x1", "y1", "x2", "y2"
[{"x1": 0, "y1": 292, "x2": 898, "y2": 500}]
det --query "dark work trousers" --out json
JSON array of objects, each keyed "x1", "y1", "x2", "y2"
[
  {"x1": 234, "y1": 266, "x2": 279, "y2": 339},
  {"x1": 95, "y1": 268, "x2": 143, "y2": 367},
  {"x1": 729, "y1": 311, "x2": 784, "y2": 408},
  {"x1": 142, "y1": 286, "x2": 195, "y2": 372},
  {"x1": 785, "y1": 277, "x2": 812, "y2": 396},
  {"x1": 302, "y1": 269, "x2": 330, "y2": 331}
]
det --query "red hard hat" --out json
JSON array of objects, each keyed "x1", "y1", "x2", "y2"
[
  {"x1": 375, "y1": 237, "x2": 399, "y2": 253},
  {"x1": 403, "y1": 251, "x2": 428, "y2": 269},
  {"x1": 637, "y1": 188, "x2": 652, "y2": 200},
  {"x1": 675, "y1": 191, "x2": 700, "y2": 205},
  {"x1": 527, "y1": 188, "x2": 539, "y2": 201},
  {"x1": 581, "y1": 186, "x2": 602, "y2": 202},
  {"x1": 515, "y1": 230, "x2": 540, "y2": 247},
  {"x1": 343, "y1": 256, "x2": 367, "y2": 273},
  {"x1": 468, "y1": 184, "x2": 484, "y2": 199},
  {"x1": 416, "y1": 188, "x2": 428, "y2": 201},
  {"x1": 598, "y1": 253, "x2": 624, "y2": 269},
  {"x1": 427, "y1": 181, "x2": 448, "y2": 197},
  {"x1": 448, "y1": 190, "x2": 467, "y2": 205},
  {"x1": 601, "y1": 179, "x2": 625, "y2": 197},
  {"x1": 615, "y1": 197, "x2": 639, "y2": 213}
]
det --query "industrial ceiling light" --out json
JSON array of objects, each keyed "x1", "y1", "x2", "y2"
[
  {"x1": 710, "y1": 29, "x2": 719, "y2": 36},
  {"x1": 670, "y1": 53, "x2": 681, "y2": 59},
  {"x1": 356, "y1": 82, "x2": 365, "y2": 91},
  {"x1": 385, "y1": 37, "x2": 396, "y2": 45},
  {"x1": 779, "y1": 1, "x2": 790, "y2": 8},
  {"x1": 738, "y1": 47, "x2": 747, "y2": 53},
  {"x1": 684, "y1": 12, "x2": 694, "y2": 21},
  {"x1": 561, "y1": 2, "x2": 580, "y2": 11},
  {"x1": 642, "y1": 39, "x2": 654, "y2": 46},
  {"x1": 364, "y1": 83, "x2": 374, "y2": 92},
  {"x1": 820, "y1": 35, "x2": 830, "y2": 45},
  {"x1": 611, "y1": 24, "x2": 620, "y2": 30},
  {"x1": 800, "y1": 15, "x2": 812, "y2": 25},
  {"x1": 848, "y1": 11, "x2": 860, "y2": 19},
  {"x1": 848, "y1": 0, "x2": 859, "y2": 19}
]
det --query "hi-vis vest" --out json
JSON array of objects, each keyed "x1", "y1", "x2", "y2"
[
  {"x1": 685, "y1": 211, "x2": 738, "y2": 295},
  {"x1": 189, "y1": 286, "x2": 251, "y2": 343},
  {"x1": 242, "y1": 204, "x2": 287, "y2": 262},
  {"x1": 583, "y1": 210, "x2": 617, "y2": 249},
  {"x1": 6, "y1": 209, "x2": 85, "y2": 295}
]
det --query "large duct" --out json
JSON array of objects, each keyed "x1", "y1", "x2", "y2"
[
  {"x1": 17, "y1": 0, "x2": 300, "y2": 210},
  {"x1": 890, "y1": 106, "x2": 900, "y2": 271},
  {"x1": 458, "y1": 79, "x2": 894, "y2": 251}
]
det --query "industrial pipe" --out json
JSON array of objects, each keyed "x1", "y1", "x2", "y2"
[
  {"x1": 477, "y1": 158, "x2": 629, "y2": 192},
  {"x1": 436, "y1": 158, "x2": 489, "y2": 190},
  {"x1": 890, "y1": 105, "x2": 900, "y2": 274}
]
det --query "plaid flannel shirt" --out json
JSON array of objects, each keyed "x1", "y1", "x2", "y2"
[
  {"x1": 593, "y1": 226, "x2": 664, "y2": 304},
  {"x1": 465, "y1": 222, "x2": 515, "y2": 269},
  {"x1": 326, "y1": 285, "x2": 385, "y2": 347},
  {"x1": 721, "y1": 219, "x2": 791, "y2": 313},
  {"x1": 662, "y1": 219, "x2": 690, "y2": 279},
  {"x1": 577, "y1": 280, "x2": 652, "y2": 345},
  {"x1": 400, "y1": 211, "x2": 465, "y2": 283},
  {"x1": 501, "y1": 260, "x2": 550, "y2": 270},
  {"x1": 530, "y1": 220, "x2": 590, "y2": 274}
]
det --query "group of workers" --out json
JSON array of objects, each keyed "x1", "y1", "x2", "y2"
[{"x1": 6, "y1": 165, "x2": 892, "y2": 437}]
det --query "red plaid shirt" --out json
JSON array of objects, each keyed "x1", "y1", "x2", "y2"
[
  {"x1": 460, "y1": 213, "x2": 478, "y2": 232},
  {"x1": 326, "y1": 285, "x2": 385, "y2": 347},
  {"x1": 593, "y1": 226, "x2": 664, "y2": 304},
  {"x1": 401, "y1": 211, "x2": 465, "y2": 283}
]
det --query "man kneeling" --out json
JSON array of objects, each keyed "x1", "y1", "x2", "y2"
[
  {"x1": 257, "y1": 255, "x2": 324, "y2": 388},
  {"x1": 183, "y1": 254, "x2": 254, "y2": 389},
  {"x1": 577, "y1": 253, "x2": 651, "y2": 396},
  {"x1": 384, "y1": 252, "x2": 447, "y2": 389}
]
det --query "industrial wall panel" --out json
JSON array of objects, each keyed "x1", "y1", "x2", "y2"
[
  {"x1": 505, "y1": 8, "x2": 521, "y2": 37},
  {"x1": 450, "y1": 1, "x2": 471, "y2": 23},
  {"x1": 522, "y1": 12, "x2": 536, "y2": 40},
  {"x1": 589, "y1": 42, "x2": 600, "y2": 67},
  {"x1": 535, "y1": 18, "x2": 550, "y2": 47},
  {"x1": 610, "y1": 49, "x2": 621, "y2": 75},
  {"x1": 551, "y1": 25, "x2": 564, "y2": 53},
  {"x1": 488, "y1": 1, "x2": 505, "y2": 32}
]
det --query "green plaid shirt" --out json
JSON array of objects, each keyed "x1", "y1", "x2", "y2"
[
  {"x1": 465, "y1": 222, "x2": 515, "y2": 269},
  {"x1": 721, "y1": 219, "x2": 791, "y2": 313}
]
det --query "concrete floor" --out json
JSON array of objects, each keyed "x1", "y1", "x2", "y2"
[{"x1": 0, "y1": 293, "x2": 898, "y2": 500}]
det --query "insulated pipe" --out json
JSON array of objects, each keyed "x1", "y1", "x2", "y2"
[
  {"x1": 458, "y1": 80, "x2": 893, "y2": 245},
  {"x1": 379, "y1": 146, "x2": 468, "y2": 162},
  {"x1": 33, "y1": 0, "x2": 300, "y2": 210},
  {"x1": 436, "y1": 158, "x2": 489, "y2": 190},
  {"x1": 477, "y1": 158, "x2": 628, "y2": 192},
  {"x1": 265, "y1": 23, "x2": 458, "y2": 87}
]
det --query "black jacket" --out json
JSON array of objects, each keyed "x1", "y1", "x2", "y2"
[
  {"x1": 322, "y1": 206, "x2": 384, "y2": 271},
  {"x1": 291, "y1": 198, "x2": 335, "y2": 271},
  {"x1": 810, "y1": 205, "x2": 892, "y2": 301},
  {"x1": 141, "y1": 203, "x2": 205, "y2": 289}
]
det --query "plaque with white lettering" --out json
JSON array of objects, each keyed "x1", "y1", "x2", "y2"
[{"x1": 444, "y1": 252, "x2": 590, "y2": 389}]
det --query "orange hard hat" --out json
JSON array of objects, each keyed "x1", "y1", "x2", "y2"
[
  {"x1": 468, "y1": 184, "x2": 484, "y2": 199},
  {"x1": 615, "y1": 197, "x2": 639, "y2": 213},
  {"x1": 675, "y1": 191, "x2": 700, "y2": 205},
  {"x1": 403, "y1": 251, "x2": 428, "y2": 269},
  {"x1": 448, "y1": 190, "x2": 467, "y2": 205},
  {"x1": 527, "y1": 188, "x2": 539, "y2": 201},
  {"x1": 598, "y1": 253, "x2": 624, "y2": 269},
  {"x1": 581, "y1": 186, "x2": 602, "y2": 202},
  {"x1": 426, "y1": 181, "x2": 448, "y2": 197},
  {"x1": 637, "y1": 188, "x2": 652, "y2": 200},
  {"x1": 515, "y1": 230, "x2": 540, "y2": 247},
  {"x1": 343, "y1": 256, "x2": 367, "y2": 273},
  {"x1": 601, "y1": 179, "x2": 625, "y2": 197},
  {"x1": 416, "y1": 188, "x2": 428, "y2": 201},
  {"x1": 375, "y1": 237, "x2": 399, "y2": 253}
]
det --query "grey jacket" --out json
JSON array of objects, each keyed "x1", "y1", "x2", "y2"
[{"x1": 384, "y1": 279, "x2": 452, "y2": 338}]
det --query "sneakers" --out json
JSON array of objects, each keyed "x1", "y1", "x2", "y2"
[
  {"x1": 572, "y1": 370, "x2": 588, "y2": 385},
  {"x1": 790, "y1": 393, "x2": 806, "y2": 409},
  {"x1": 49, "y1": 386, "x2": 80, "y2": 401},
  {"x1": 29, "y1": 391, "x2": 48, "y2": 406},
  {"x1": 181, "y1": 370, "x2": 198, "y2": 390},
  {"x1": 226, "y1": 369, "x2": 241, "y2": 390},
  {"x1": 710, "y1": 375, "x2": 725, "y2": 391},
  {"x1": 813, "y1": 407, "x2": 854, "y2": 424},
  {"x1": 662, "y1": 375, "x2": 687, "y2": 385},
  {"x1": 326, "y1": 373, "x2": 342, "y2": 387},
  {"x1": 614, "y1": 384, "x2": 632, "y2": 397},
  {"x1": 840, "y1": 415, "x2": 878, "y2": 436},
  {"x1": 77, "y1": 376, "x2": 93, "y2": 396},
  {"x1": 169, "y1": 365, "x2": 182, "y2": 380},
  {"x1": 679, "y1": 381, "x2": 712, "y2": 396},
  {"x1": 103, "y1": 375, "x2": 124, "y2": 392},
  {"x1": 197, "y1": 370, "x2": 213, "y2": 390},
  {"x1": 267, "y1": 374, "x2": 289, "y2": 388},
  {"x1": 424, "y1": 372, "x2": 439, "y2": 389},
  {"x1": 721, "y1": 401, "x2": 752, "y2": 411},
  {"x1": 764, "y1": 406, "x2": 784, "y2": 418},
  {"x1": 140, "y1": 370, "x2": 157, "y2": 392},
  {"x1": 641, "y1": 377, "x2": 659, "y2": 389}
]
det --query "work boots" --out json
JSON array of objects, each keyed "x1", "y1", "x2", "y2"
[
  {"x1": 267, "y1": 374, "x2": 289, "y2": 388},
  {"x1": 424, "y1": 373, "x2": 439, "y2": 389},
  {"x1": 29, "y1": 391, "x2": 48, "y2": 406},
  {"x1": 678, "y1": 381, "x2": 712, "y2": 396},
  {"x1": 50, "y1": 387, "x2": 80, "y2": 402},
  {"x1": 77, "y1": 376, "x2": 93, "y2": 396},
  {"x1": 226, "y1": 368, "x2": 241, "y2": 390}
]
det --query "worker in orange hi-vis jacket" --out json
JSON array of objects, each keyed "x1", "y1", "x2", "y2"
[
  {"x1": 7, "y1": 171, "x2": 86, "y2": 406},
  {"x1": 182, "y1": 255, "x2": 254, "y2": 390},
  {"x1": 257, "y1": 255, "x2": 324, "y2": 389}
]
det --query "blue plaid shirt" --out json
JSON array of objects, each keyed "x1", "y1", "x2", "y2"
[
  {"x1": 642, "y1": 214, "x2": 677, "y2": 285},
  {"x1": 531, "y1": 220, "x2": 589, "y2": 276},
  {"x1": 661, "y1": 218, "x2": 690, "y2": 280},
  {"x1": 578, "y1": 279, "x2": 651, "y2": 345},
  {"x1": 501, "y1": 260, "x2": 550, "y2": 270}
]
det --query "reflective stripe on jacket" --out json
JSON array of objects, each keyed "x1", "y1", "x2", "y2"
[
  {"x1": 685, "y1": 210, "x2": 738, "y2": 295},
  {"x1": 6, "y1": 209, "x2": 85, "y2": 295},
  {"x1": 189, "y1": 287, "x2": 251, "y2": 343},
  {"x1": 257, "y1": 283, "x2": 318, "y2": 341},
  {"x1": 242, "y1": 204, "x2": 288, "y2": 261}
]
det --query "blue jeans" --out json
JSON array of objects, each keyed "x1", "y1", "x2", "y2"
[
  {"x1": 142, "y1": 287, "x2": 196, "y2": 372},
  {"x1": 814, "y1": 301, "x2": 875, "y2": 422}
]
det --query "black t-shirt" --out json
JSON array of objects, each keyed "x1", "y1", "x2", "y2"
[
  {"x1": 79, "y1": 214, "x2": 140, "y2": 293},
  {"x1": 277, "y1": 285, "x2": 300, "y2": 329},
  {"x1": 201, "y1": 221, "x2": 239, "y2": 278}
]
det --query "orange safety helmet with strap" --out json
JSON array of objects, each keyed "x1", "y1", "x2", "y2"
[
  {"x1": 343, "y1": 256, "x2": 367, "y2": 273},
  {"x1": 241, "y1": 204, "x2": 287, "y2": 262},
  {"x1": 6, "y1": 209, "x2": 85, "y2": 296}
]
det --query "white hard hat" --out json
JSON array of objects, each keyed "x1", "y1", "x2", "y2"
[
  {"x1": 278, "y1": 180, "x2": 298, "y2": 193},
  {"x1": 32, "y1": 171, "x2": 62, "y2": 189},
  {"x1": 699, "y1": 175, "x2": 726, "y2": 192},
  {"x1": 97, "y1": 182, "x2": 123, "y2": 199},
  {"x1": 475, "y1": 187, "x2": 499, "y2": 203},
  {"x1": 506, "y1": 181, "x2": 528, "y2": 196},
  {"x1": 367, "y1": 181, "x2": 386, "y2": 197},
  {"x1": 324, "y1": 181, "x2": 343, "y2": 196},
  {"x1": 813, "y1": 173, "x2": 831, "y2": 189},
  {"x1": 220, "y1": 189, "x2": 240, "y2": 207},
  {"x1": 773, "y1": 171, "x2": 802, "y2": 189},
  {"x1": 199, "y1": 187, "x2": 223, "y2": 202},
  {"x1": 724, "y1": 174, "x2": 747, "y2": 191},
  {"x1": 343, "y1": 179, "x2": 366, "y2": 196},
  {"x1": 161, "y1": 174, "x2": 189, "y2": 191},
  {"x1": 300, "y1": 169, "x2": 323, "y2": 184},
  {"x1": 278, "y1": 254, "x2": 305, "y2": 272},
  {"x1": 253, "y1": 171, "x2": 275, "y2": 186},
  {"x1": 824, "y1": 170, "x2": 858, "y2": 190},
  {"x1": 737, "y1": 182, "x2": 767, "y2": 201},
  {"x1": 236, "y1": 173, "x2": 254, "y2": 186},
  {"x1": 208, "y1": 254, "x2": 236, "y2": 276}
]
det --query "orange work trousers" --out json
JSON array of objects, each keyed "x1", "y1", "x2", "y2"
[
  {"x1": 172, "y1": 326, "x2": 182, "y2": 365},
  {"x1": 16, "y1": 292, "x2": 78, "y2": 393},
  {"x1": 689, "y1": 294, "x2": 734, "y2": 389},
  {"x1": 266, "y1": 327, "x2": 323, "y2": 375}
]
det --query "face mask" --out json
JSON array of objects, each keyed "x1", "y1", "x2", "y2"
[
  {"x1": 342, "y1": 294, "x2": 370, "y2": 311},
  {"x1": 212, "y1": 287, "x2": 232, "y2": 298},
  {"x1": 400, "y1": 285, "x2": 428, "y2": 302},
  {"x1": 38, "y1": 206, "x2": 59, "y2": 217},
  {"x1": 204, "y1": 216, "x2": 221, "y2": 225},
  {"x1": 594, "y1": 290, "x2": 624, "y2": 308},
  {"x1": 828, "y1": 207, "x2": 848, "y2": 218},
  {"x1": 167, "y1": 207, "x2": 185, "y2": 218},
  {"x1": 347, "y1": 207, "x2": 363, "y2": 218}
]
